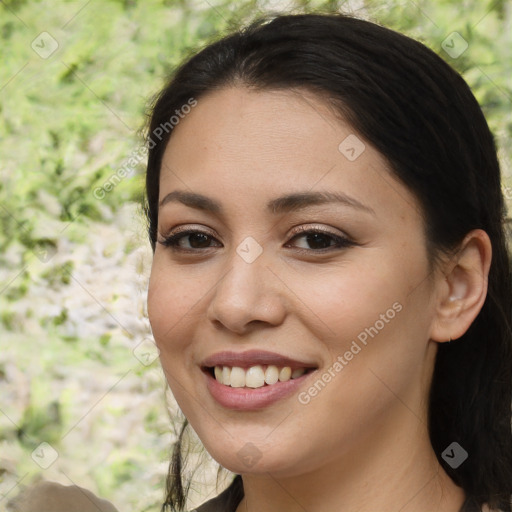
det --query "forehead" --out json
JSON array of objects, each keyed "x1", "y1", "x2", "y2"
[
  {"x1": 159, "y1": 86, "x2": 420, "y2": 224},
  {"x1": 164, "y1": 87, "x2": 350, "y2": 159}
]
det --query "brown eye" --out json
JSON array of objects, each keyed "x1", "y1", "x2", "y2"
[
  {"x1": 159, "y1": 230, "x2": 222, "y2": 250},
  {"x1": 287, "y1": 229, "x2": 355, "y2": 252},
  {"x1": 301, "y1": 232, "x2": 335, "y2": 249}
]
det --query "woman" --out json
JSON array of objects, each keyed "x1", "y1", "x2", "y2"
[{"x1": 145, "y1": 13, "x2": 512, "y2": 512}]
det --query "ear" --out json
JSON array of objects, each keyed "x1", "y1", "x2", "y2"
[{"x1": 430, "y1": 229, "x2": 492, "y2": 343}]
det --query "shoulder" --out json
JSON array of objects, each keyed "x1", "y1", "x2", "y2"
[
  {"x1": 7, "y1": 481, "x2": 119, "y2": 512},
  {"x1": 191, "y1": 475, "x2": 244, "y2": 512}
]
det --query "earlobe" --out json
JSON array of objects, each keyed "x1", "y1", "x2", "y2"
[{"x1": 430, "y1": 229, "x2": 492, "y2": 343}]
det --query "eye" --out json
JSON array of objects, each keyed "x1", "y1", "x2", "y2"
[
  {"x1": 158, "y1": 229, "x2": 221, "y2": 251},
  {"x1": 286, "y1": 227, "x2": 355, "y2": 252},
  {"x1": 157, "y1": 226, "x2": 356, "y2": 254}
]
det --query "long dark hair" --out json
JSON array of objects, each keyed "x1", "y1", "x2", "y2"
[{"x1": 145, "y1": 13, "x2": 512, "y2": 512}]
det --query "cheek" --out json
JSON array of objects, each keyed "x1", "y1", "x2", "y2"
[
  {"x1": 147, "y1": 257, "x2": 200, "y2": 352},
  {"x1": 294, "y1": 248, "x2": 432, "y2": 368},
  {"x1": 293, "y1": 262, "x2": 403, "y2": 341}
]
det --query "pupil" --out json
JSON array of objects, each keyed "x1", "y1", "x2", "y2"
[
  {"x1": 190, "y1": 233, "x2": 210, "y2": 248},
  {"x1": 307, "y1": 233, "x2": 330, "y2": 249}
]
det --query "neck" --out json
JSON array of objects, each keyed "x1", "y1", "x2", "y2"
[{"x1": 236, "y1": 408, "x2": 466, "y2": 512}]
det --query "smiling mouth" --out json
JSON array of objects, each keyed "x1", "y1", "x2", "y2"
[{"x1": 203, "y1": 365, "x2": 317, "y2": 389}]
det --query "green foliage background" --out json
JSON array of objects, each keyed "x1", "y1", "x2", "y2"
[{"x1": 1, "y1": 0, "x2": 511, "y2": 510}]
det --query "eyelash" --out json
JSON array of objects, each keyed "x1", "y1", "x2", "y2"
[{"x1": 158, "y1": 225, "x2": 356, "y2": 254}]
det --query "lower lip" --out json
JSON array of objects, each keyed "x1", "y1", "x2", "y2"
[{"x1": 204, "y1": 370, "x2": 315, "y2": 410}]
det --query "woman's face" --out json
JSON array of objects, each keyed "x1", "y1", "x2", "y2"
[{"x1": 148, "y1": 87, "x2": 441, "y2": 476}]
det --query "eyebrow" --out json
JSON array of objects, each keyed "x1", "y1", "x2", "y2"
[{"x1": 159, "y1": 190, "x2": 376, "y2": 216}]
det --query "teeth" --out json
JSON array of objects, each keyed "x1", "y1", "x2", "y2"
[
  {"x1": 291, "y1": 368, "x2": 305, "y2": 379},
  {"x1": 230, "y1": 367, "x2": 246, "y2": 388},
  {"x1": 264, "y1": 365, "x2": 279, "y2": 385},
  {"x1": 245, "y1": 365, "x2": 265, "y2": 388},
  {"x1": 214, "y1": 366, "x2": 223, "y2": 384},
  {"x1": 212, "y1": 365, "x2": 309, "y2": 388},
  {"x1": 278, "y1": 366, "x2": 291, "y2": 382},
  {"x1": 222, "y1": 366, "x2": 231, "y2": 385}
]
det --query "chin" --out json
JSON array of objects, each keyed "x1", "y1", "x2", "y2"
[{"x1": 201, "y1": 436, "x2": 305, "y2": 476}]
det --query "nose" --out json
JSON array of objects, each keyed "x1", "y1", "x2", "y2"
[{"x1": 206, "y1": 251, "x2": 287, "y2": 335}]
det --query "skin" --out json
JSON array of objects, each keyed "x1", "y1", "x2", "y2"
[{"x1": 147, "y1": 87, "x2": 491, "y2": 512}]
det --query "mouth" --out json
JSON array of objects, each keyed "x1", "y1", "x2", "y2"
[
  {"x1": 200, "y1": 350, "x2": 318, "y2": 409},
  {"x1": 203, "y1": 364, "x2": 316, "y2": 388}
]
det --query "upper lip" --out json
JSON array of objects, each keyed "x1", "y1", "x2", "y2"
[{"x1": 201, "y1": 350, "x2": 318, "y2": 369}]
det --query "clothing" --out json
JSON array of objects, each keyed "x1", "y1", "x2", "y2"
[
  {"x1": 193, "y1": 475, "x2": 505, "y2": 512},
  {"x1": 194, "y1": 475, "x2": 243, "y2": 512}
]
